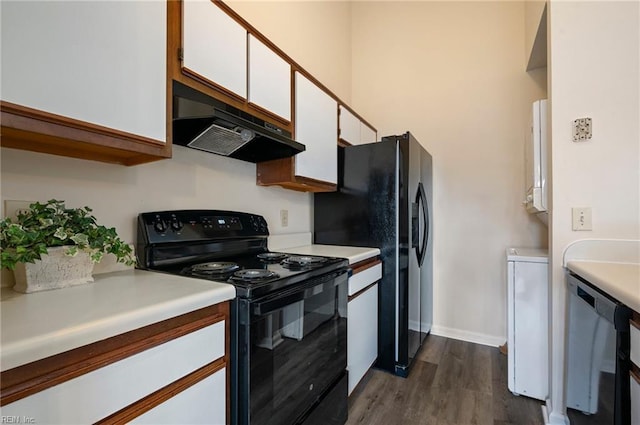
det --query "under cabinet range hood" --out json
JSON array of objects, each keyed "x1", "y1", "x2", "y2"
[{"x1": 172, "y1": 82, "x2": 304, "y2": 163}]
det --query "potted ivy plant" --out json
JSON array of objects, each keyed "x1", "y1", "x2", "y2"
[{"x1": 0, "y1": 200, "x2": 136, "y2": 293}]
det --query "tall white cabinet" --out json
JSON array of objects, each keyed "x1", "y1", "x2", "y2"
[{"x1": 506, "y1": 248, "x2": 549, "y2": 401}]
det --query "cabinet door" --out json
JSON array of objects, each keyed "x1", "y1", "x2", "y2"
[
  {"x1": 339, "y1": 105, "x2": 360, "y2": 145},
  {"x1": 294, "y1": 73, "x2": 338, "y2": 184},
  {"x1": 132, "y1": 367, "x2": 226, "y2": 424},
  {"x1": 248, "y1": 35, "x2": 291, "y2": 121},
  {"x1": 347, "y1": 284, "x2": 378, "y2": 395},
  {"x1": 360, "y1": 123, "x2": 378, "y2": 144},
  {"x1": 183, "y1": 0, "x2": 247, "y2": 98},
  {"x1": 1, "y1": 321, "x2": 225, "y2": 424},
  {"x1": 0, "y1": 1, "x2": 166, "y2": 142}
]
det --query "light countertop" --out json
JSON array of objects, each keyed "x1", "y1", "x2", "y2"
[
  {"x1": 0, "y1": 269, "x2": 236, "y2": 371},
  {"x1": 566, "y1": 261, "x2": 640, "y2": 313},
  {"x1": 282, "y1": 244, "x2": 380, "y2": 265}
]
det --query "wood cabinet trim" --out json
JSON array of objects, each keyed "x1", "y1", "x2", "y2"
[
  {"x1": 351, "y1": 258, "x2": 382, "y2": 275},
  {"x1": 338, "y1": 139, "x2": 352, "y2": 148},
  {"x1": 631, "y1": 311, "x2": 640, "y2": 330},
  {"x1": 632, "y1": 364, "x2": 640, "y2": 385},
  {"x1": 0, "y1": 303, "x2": 229, "y2": 406},
  {"x1": 1, "y1": 102, "x2": 171, "y2": 166},
  {"x1": 94, "y1": 359, "x2": 226, "y2": 425},
  {"x1": 256, "y1": 158, "x2": 337, "y2": 192},
  {"x1": 349, "y1": 281, "x2": 379, "y2": 302}
]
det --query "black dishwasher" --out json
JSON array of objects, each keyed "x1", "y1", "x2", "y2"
[{"x1": 566, "y1": 272, "x2": 633, "y2": 425}]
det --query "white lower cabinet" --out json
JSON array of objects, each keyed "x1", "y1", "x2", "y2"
[
  {"x1": 132, "y1": 367, "x2": 226, "y2": 425},
  {"x1": 347, "y1": 260, "x2": 382, "y2": 395},
  {"x1": 1, "y1": 311, "x2": 227, "y2": 424},
  {"x1": 348, "y1": 283, "x2": 378, "y2": 395}
]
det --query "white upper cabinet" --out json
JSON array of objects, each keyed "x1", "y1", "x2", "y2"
[
  {"x1": 360, "y1": 122, "x2": 377, "y2": 144},
  {"x1": 183, "y1": 0, "x2": 247, "y2": 99},
  {"x1": 0, "y1": 1, "x2": 166, "y2": 142},
  {"x1": 339, "y1": 105, "x2": 377, "y2": 146},
  {"x1": 248, "y1": 35, "x2": 291, "y2": 121},
  {"x1": 339, "y1": 106, "x2": 360, "y2": 145},
  {"x1": 295, "y1": 73, "x2": 338, "y2": 184}
]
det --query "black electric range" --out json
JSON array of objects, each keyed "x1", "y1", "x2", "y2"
[{"x1": 136, "y1": 210, "x2": 349, "y2": 425}]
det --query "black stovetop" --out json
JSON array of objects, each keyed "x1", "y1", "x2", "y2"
[
  {"x1": 153, "y1": 251, "x2": 348, "y2": 299},
  {"x1": 136, "y1": 210, "x2": 349, "y2": 299}
]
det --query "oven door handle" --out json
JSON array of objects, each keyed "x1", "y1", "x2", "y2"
[{"x1": 253, "y1": 269, "x2": 348, "y2": 316}]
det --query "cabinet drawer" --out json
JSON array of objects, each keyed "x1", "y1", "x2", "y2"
[
  {"x1": 631, "y1": 318, "x2": 640, "y2": 366},
  {"x1": 349, "y1": 263, "x2": 382, "y2": 296},
  {"x1": 132, "y1": 367, "x2": 226, "y2": 424},
  {"x1": 2, "y1": 320, "x2": 225, "y2": 424}
]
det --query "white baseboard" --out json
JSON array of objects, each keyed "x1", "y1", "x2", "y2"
[{"x1": 429, "y1": 324, "x2": 505, "y2": 348}]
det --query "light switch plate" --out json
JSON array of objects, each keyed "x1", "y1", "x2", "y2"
[
  {"x1": 280, "y1": 209, "x2": 289, "y2": 227},
  {"x1": 572, "y1": 207, "x2": 592, "y2": 231},
  {"x1": 573, "y1": 118, "x2": 592, "y2": 142}
]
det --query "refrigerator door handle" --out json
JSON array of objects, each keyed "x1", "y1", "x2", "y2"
[{"x1": 415, "y1": 182, "x2": 429, "y2": 267}]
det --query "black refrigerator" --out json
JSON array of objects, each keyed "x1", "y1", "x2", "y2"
[{"x1": 314, "y1": 131, "x2": 433, "y2": 377}]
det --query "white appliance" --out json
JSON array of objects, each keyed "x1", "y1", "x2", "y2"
[
  {"x1": 524, "y1": 99, "x2": 548, "y2": 223},
  {"x1": 507, "y1": 247, "x2": 549, "y2": 401}
]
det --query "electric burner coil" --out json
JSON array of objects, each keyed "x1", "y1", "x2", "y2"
[
  {"x1": 281, "y1": 255, "x2": 328, "y2": 269},
  {"x1": 182, "y1": 262, "x2": 240, "y2": 278},
  {"x1": 257, "y1": 252, "x2": 289, "y2": 262},
  {"x1": 231, "y1": 269, "x2": 279, "y2": 283}
]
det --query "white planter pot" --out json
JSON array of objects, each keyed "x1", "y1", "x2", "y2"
[{"x1": 12, "y1": 246, "x2": 95, "y2": 293}]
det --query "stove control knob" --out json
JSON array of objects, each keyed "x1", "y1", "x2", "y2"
[
  {"x1": 153, "y1": 219, "x2": 168, "y2": 233},
  {"x1": 170, "y1": 218, "x2": 183, "y2": 232}
]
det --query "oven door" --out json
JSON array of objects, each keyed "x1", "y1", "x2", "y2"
[{"x1": 234, "y1": 268, "x2": 348, "y2": 425}]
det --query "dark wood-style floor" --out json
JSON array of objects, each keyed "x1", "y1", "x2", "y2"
[{"x1": 346, "y1": 335, "x2": 545, "y2": 425}]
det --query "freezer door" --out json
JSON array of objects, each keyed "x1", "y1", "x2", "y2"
[{"x1": 314, "y1": 140, "x2": 399, "y2": 372}]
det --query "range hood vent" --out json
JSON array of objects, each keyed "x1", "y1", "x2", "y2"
[{"x1": 172, "y1": 82, "x2": 304, "y2": 163}]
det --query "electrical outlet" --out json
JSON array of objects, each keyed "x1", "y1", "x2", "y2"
[
  {"x1": 4, "y1": 200, "x2": 35, "y2": 220},
  {"x1": 280, "y1": 209, "x2": 289, "y2": 227},
  {"x1": 572, "y1": 207, "x2": 592, "y2": 231}
]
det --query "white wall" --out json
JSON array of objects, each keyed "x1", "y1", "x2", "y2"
[
  {"x1": 547, "y1": 1, "x2": 640, "y2": 422},
  {"x1": 350, "y1": 1, "x2": 548, "y2": 345},
  {"x1": 0, "y1": 147, "x2": 311, "y2": 284}
]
